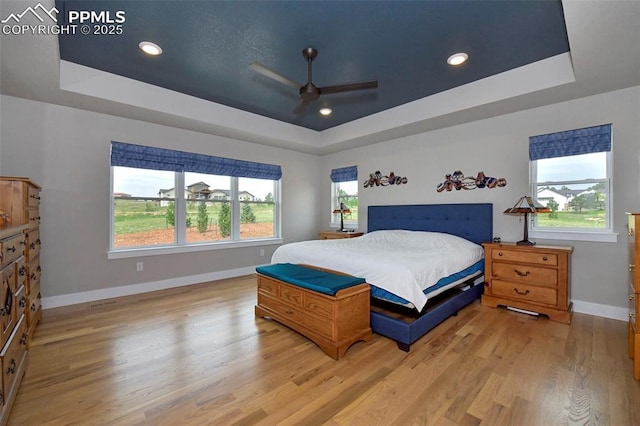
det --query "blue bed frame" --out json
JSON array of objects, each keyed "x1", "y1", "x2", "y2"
[{"x1": 367, "y1": 203, "x2": 493, "y2": 351}]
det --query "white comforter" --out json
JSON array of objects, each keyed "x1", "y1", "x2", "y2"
[{"x1": 271, "y1": 230, "x2": 483, "y2": 311}]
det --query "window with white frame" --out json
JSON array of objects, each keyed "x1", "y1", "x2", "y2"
[
  {"x1": 110, "y1": 141, "x2": 281, "y2": 253},
  {"x1": 330, "y1": 166, "x2": 358, "y2": 230},
  {"x1": 529, "y1": 124, "x2": 614, "y2": 242}
]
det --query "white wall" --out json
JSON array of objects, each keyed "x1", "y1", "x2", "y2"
[
  {"x1": 0, "y1": 95, "x2": 322, "y2": 300},
  {"x1": 322, "y1": 86, "x2": 640, "y2": 317},
  {"x1": 2, "y1": 86, "x2": 638, "y2": 318}
]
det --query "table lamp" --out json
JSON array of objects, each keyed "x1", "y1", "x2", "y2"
[
  {"x1": 332, "y1": 203, "x2": 351, "y2": 232},
  {"x1": 503, "y1": 195, "x2": 550, "y2": 245}
]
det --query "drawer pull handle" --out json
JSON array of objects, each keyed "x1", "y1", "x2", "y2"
[
  {"x1": 19, "y1": 333, "x2": 27, "y2": 346},
  {"x1": 30, "y1": 273, "x2": 37, "y2": 280},
  {"x1": 631, "y1": 264, "x2": 636, "y2": 272},
  {"x1": 7, "y1": 246, "x2": 16, "y2": 253},
  {"x1": 31, "y1": 303, "x2": 37, "y2": 312},
  {"x1": 542, "y1": 256, "x2": 548, "y2": 261},
  {"x1": 513, "y1": 288, "x2": 530, "y2": 296},
  {"x1": 631, "y1": 312, "x2": 637, "y2": 319},
  {"x1": 19, "y1": 297, "x2": 26, "y2": 308},
  {"x1": 631, "y1": 294, "x2": 636, "y2": 301},
  {"x1": 6, "y1": 359, "x2": 16, "y2": 375},
  {"x1": 514, "y1": 269, "x2": 530, "y2": 277},
  {"x1": 19, "y1": 266, "x2": 26, "y2": 276},
  {"x1": 498, "y1": 252, "x2": 503, "y2": 256},
  {"x1": 37, "y1": 265, "x2": 42, "y2": 272}
]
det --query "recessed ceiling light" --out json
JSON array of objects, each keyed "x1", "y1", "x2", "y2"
[
  {"x1": 139, "y1": 41, "x2": 162, "y2": 56},
  {"x1": 447, "y1": 52, "x2": 468, "y2": 66},
  {"x1": 319, "y1": 108, "x2": 332, "y2": 116}
]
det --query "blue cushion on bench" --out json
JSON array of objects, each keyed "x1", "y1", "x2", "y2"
[{"x1": 256, "y1": 263, "x2": 366, "y2": 296}]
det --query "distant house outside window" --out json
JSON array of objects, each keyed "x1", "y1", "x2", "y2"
[
  {"x1": 529, "y1": 124, "x2": 615, "y2": 243},
  {"x1": 110, "y1": 142, "x2": 281, "y2": 257}
]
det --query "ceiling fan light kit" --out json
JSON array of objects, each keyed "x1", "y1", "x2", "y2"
[{"x1": 250, "y1": 47, "x2": 378, "y2": 114}]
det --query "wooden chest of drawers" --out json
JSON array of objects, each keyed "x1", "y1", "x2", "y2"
[
  {"x1": 628, "y1": 213, "x2": 640, "y2": 380},
  {"x1": 255, "y1": 273, "x2": 371, "y2": 359},
  {"x1": 0, "y1": 177, "x2": 40, "y2": 424},
  {"x1": 481, "y1": 242, "x2": 573, "y2": 323}
]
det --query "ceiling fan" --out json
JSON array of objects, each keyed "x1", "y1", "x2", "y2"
[{"x1": 250, "y1": 47, "x2": 378, "y2": 113}]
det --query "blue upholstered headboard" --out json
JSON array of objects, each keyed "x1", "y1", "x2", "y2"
[{"x1": 367, "y1": 203, "x2": 493, "y2": 245}]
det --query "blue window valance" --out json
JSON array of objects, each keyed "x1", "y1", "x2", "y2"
[
  {"x1": 330, "y1": 165, "x2": 357, "y2": 183},
  {"x1": 111, "y1": 141, "x2": 282, "y2": 180},
  {"x1": 529, "y1": 124, "x2": 612, "y2": 161}
]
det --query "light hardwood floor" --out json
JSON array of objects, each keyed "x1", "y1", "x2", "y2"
[{"x1": 9, "y1": 276, "x2": 640, "y2": 425}]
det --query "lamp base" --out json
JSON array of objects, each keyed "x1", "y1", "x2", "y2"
[{"x1": 516, "y1": 239, "x2": 536, "y2": 246}]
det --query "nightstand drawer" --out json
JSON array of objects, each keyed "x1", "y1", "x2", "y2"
[
  {"x1": 491, "y1": 280, "x2": 557, "y2": 306},
  {"x1": 492, "y1": 249, "x2": 558, "y2": 266},
  {"x1": 492, "y1": 262, "x2": 558, "y2": 287}
]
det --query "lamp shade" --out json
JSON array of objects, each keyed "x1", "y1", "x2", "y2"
[
  {"x1": 503, "y1": 195, "x2": 550, "y2": 215},
  {"x1": 504, "y1": 195, "x2": 549, "y2": 245}
]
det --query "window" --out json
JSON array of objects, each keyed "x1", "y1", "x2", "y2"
[
  {"x1": 330, "y1": 166, "x2": 358, "y2": 228},
  {"x1": 529, "y1": 124, "x2": 615, "y2": 242},
  {"x1": 110, "y1": 142, "x2": 281, "y2": 256}
]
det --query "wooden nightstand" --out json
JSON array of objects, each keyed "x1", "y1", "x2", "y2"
[
  {"x1": 481, "y1": 242, "x2": 573, "y2": 323},
  {"x1": 319, "y1": 231, "x2": 363, "y2": 240}
]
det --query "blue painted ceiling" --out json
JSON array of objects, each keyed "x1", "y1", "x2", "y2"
[{"x1": 56, "y1": 1, "x2": 569, "y2": 131}]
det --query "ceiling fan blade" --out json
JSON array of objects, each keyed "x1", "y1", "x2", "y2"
[
  {"x1": 249, "y1": 62, "x2": 301, "y2": 90},
  {"x1": 319, "y1": 80, "x2": 378, "y2": 95}
]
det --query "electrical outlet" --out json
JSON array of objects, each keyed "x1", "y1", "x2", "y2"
[
  {"x1": 259, "y1": 249, "x2": 265, "y2": 256},
  {"x1": 136, "y1": 262, "x2": 143, "y2": 272}
]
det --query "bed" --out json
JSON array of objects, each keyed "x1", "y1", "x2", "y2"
[{"x1": 272, "y1": 203, "x2": 493, "y2": 351}]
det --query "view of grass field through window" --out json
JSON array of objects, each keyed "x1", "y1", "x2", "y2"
[
  {"x1": 112, "y1": 167, "x2": 276, "y2": 249},
  {"x1": 533, "y1": 150, "x2": 609, "y2": 231}
]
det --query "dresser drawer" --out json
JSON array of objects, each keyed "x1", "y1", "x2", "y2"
[
  {"x1": 27, "y1": 281, "x2": 41, "y2": 329},
  {"x1": 304, "y1": 292, "x2": 333, "y2": 320},
  {"x1": 25, "y1": 228, "x2": 40, "y2": 261},
  {"x1": 26, "y1": 207, "x2": 40, "y2": 230},
  {"x1": 27, "y1": 185, "x2": 40, "y2": 208},
  {"x1": 492, "y1": 262, "x2": 558, "y2": 287},
  {"x1": 15, "y1": 256, "x2": 26, "y2": 290},
  {"x1": 492, "y1": 249, "x2": 558, "y2": 266},
  {"x1": 278, "y1": 283, "x2": 303, "y2": 308},
  {"x1": 27, "y1": 256, "x2": 41, "y2": 294},
  {"x1": 257, "y1": 276, "x2": 278, "y2": 296},
  {"x1": 0, "y1": 262, "x2": 16, "y2": 294},
  {"x1": 1, "y1": 234, "x2": 26, "y2": 267},
  {"x1": 491, "y1": 279, "x2": 558, "y2": 306},
  {"x1": 258, "y1": 293, "x2": 333, "y2": 338},
  {"x1": 1, "y1": 316, "x2": 28, "y2": 405},
  {"x1": 15, "y1": 285, "x2": 27, "y2": 322}
]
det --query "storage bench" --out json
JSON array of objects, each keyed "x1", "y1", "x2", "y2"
[{"x1": 255, "y1": 263, "x2": 372, "y2": 359}]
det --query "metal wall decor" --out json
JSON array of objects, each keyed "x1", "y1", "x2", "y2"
[
  {"x1": 364, "y1": 170, "x2": 408, "y2": 188},
  {"x1": 437, "y1": 170, "x2": 506, "y2": 192}
]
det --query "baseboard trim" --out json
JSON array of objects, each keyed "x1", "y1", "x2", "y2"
[
  {"x1": 572, "y1": 299, "x2": 628, "y2": 322},
  {"x1": 42, "y1": 265, "x2": 263, "y2": 309},
  {"x1": 42, "y1": 273, "x2": 630, "y2": 323}
]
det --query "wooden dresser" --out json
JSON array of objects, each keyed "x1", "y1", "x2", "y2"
[
  {"x1": 628, "y1": 213, "x2": 640, "y2": 380},
  {"x1": 0, "y1": 177, "x2": 41, "y2": 424},
  {"x1": 481, "y1": 242, "x2": 573, "y2": 323}
]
